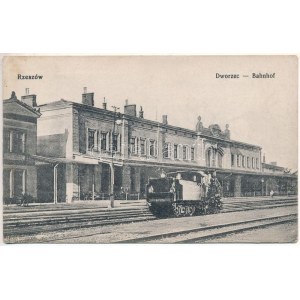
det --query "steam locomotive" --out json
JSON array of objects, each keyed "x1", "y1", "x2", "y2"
[{"x1": 145, "y1": 171, "x2": 222, "y2": 217}]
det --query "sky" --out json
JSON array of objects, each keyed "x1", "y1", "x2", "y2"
[{"x1": 2, "y1": 55, "x2": 298, "y2": 170}]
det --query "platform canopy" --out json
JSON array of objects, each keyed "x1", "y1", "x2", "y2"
[{"x1": 30, "y1": 155, "x2": 78, "y2": 165}]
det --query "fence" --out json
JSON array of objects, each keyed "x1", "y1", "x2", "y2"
[{"x1": 72, "y1": 192, "x2": 144, "y2": 201}]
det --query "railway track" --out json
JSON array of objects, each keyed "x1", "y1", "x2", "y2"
[
  {"x1": 3, "y1": 197, "x2": 297, "y2": 238},
  {"x1": 221, "y1": 198, "x2": 297, "y2": 213},
  {"x1": 116, "y1": 213, "x2": 297, "y2": 243},
  {"x1": 3, "y1": 207, "x2": 155, "y2": 237}
]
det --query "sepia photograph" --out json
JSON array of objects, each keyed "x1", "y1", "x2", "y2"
[{"x1": 2, "y1": 55, "x2": 298, "y2": 243}]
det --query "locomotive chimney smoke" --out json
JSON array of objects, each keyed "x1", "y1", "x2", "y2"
[
  {"x1": 103, "y1": 97, "x2": 107, "y2": 110},
  {"x1": 139, "y1": 106, "x2": 144, "y2": 118},
  {"x1": 162, "y1": 115, "x2": 168, "y2": 125}
]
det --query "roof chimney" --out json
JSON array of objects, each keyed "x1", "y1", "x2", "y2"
[
  {"x1": 124, "y1": 100, "x2": 136, "y2": 117},
  {"x1": 82, "y1": 87, "x2": 94, "y2": 106},
  {"x1": 139, "y1": 106, "x2": 144, "y2": 118},
  {"x1": 162, "y1": 115, "x2": 168, "y2": 125},
  {"x1": 21, "y1": 88, "x2": 37, "y2": 107},
  {"x1": 103, "y1": 97, "x2": 107, "y2": 110},
  {"x1": 10, "y1": 91, "x2": 17, "y2": 100}
]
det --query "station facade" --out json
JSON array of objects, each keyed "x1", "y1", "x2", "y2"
[
  {"x1": 3, "y1": 90, "x2": 298, "y2": 203},
  {"x1": 3, "y1": 92, "x2": 41, "y2": 202}
]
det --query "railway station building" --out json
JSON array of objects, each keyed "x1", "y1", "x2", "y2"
[
  {"x1": 2, "y1": 89, "x2": 298, "y2": 203},
  {"x1": 3, "y1": 92, "x2": 41, "y2": 203}
]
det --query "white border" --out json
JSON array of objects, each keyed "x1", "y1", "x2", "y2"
[{"x1": 1, "y1": 1, "x2": 300, "y2": 300}]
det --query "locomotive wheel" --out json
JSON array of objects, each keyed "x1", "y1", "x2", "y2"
[
  {"x1": 173, "y1": 205, "x2": 181, "y2": 217},
  {"x1": 185, "y1": 206, "x2": 191, "y2": 216},
  {"x1": 180, "y1": 205, "x2": 186, "y2": 216},
  {"x1": 186, "y1": 206, "x2": 195, "y2": 216},
  {"x1": 190, "y1": 206, "x2": 196, "y2": 216}
]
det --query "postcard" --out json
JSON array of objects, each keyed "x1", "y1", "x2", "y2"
[{"x1": 2, "y1": 55, "x2": 298, "y2": 243}]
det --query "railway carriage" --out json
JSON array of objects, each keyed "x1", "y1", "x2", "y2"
[{"x1": 146, "y1": 171, "x2": 222, "y2": 217}]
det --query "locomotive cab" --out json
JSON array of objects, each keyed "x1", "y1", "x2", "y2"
[{"x1": 146, "y1": 178, "x2": 182, "y2": 216}]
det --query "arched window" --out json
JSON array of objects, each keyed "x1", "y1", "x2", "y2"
[
  {"x1": 206, "y1": 148, "x2": 212, "y2": 167},
  {"x1": 178, "y1": 144, "x2": 183, "y2": 160},
  {"x1": 206, "y1": 146, "x2": 223, "y2": 168},
  {"x1": 211, "y1": 149, "x2": 216, "y2": 167},
  {"x1": 217, "y1": 152, "x2": 223, "y2": 168}
]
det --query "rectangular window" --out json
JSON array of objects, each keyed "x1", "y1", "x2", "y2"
[
  {"x1": 191, "y1": 147, "x2": 195, "y2": 161},
  {"x1": 256, "y1": 158, "x2": 259, "y2": 169},
  {"x1": 101, "y1": 132, "x2": 107, "y2": 151},
  {"x1": 12, "y1": 131, "x2": 26, "y2": 154},
  {"x1": 130, "y1": 137, "x2": 136, "y2": 154},
  {"x1": 174, "y1": 144, "x2": 178, "y2": 159},
  {"x1": 140, "y1": 138, "x2": 146, "y2": 155},
  {"x1": 183, "y1": 146, "x2": 187, "y2": 160},
  {"x1": 88, "y1": 129, "x2": 96, "y2": 151},
  {"x1": 14, "y1": 169, "x2": 25, "y2": 197},
  {"x1": 3, "y1": 130, "x2": 11, "y2": 153},
  {"x1": 163, "y1": 143, "x2": 171, "y2": 158},
  {"x1": 252, "y1": 157, "x2": 255, "y2": 169},
  {"x1": 237, "y1": 155, "x2": 240, "y2": 167},
  {"x1": 231, "y1": 154, "x2": 235, "y2": 166},
  {"x1": 150, "y1": 140, "x2": 156, "y2": 157},
  {"x1": 112, "y1": 133, "x2": 118, "y2": 152},
  {"x1": 247, "y1": 157, "x2": 250, "y2": 168},
  {"x1": 242, "y1": 156, "x2": 245, "y2": 168}
]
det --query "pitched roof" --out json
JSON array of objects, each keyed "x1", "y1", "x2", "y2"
[
  {"x1": 38, "y1": 99, "x2": 73, "y2": 110},
  {"x1": 3, "y1": 97, "x2": 41, "y2": 117}
]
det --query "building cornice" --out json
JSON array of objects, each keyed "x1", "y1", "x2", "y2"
[{"x1": 38, "y1": 99, "x2": 262, "y2": 150}]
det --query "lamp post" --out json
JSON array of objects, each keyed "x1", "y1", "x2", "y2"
[
  {"x1": 109, "y1": 106, "x2": 122, "y2": 208},
  {"x1": 261, "y1": 178, "x2": 264, "y2": 196},
  {"x1": 53, "y1": 163, "x2": 59, "y2": 204}
]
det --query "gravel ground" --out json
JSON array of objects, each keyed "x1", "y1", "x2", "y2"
[
  {"x1": 4, "y1": 205, "x2": 297, "y2": 244},
  {"x1": 203, "y1": 221, "x2": 298, "y2": 243}
]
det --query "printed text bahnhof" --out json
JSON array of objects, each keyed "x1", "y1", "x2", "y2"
[{"x1": 216, "y1": 73, "x2": 275, "y2": 79}]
